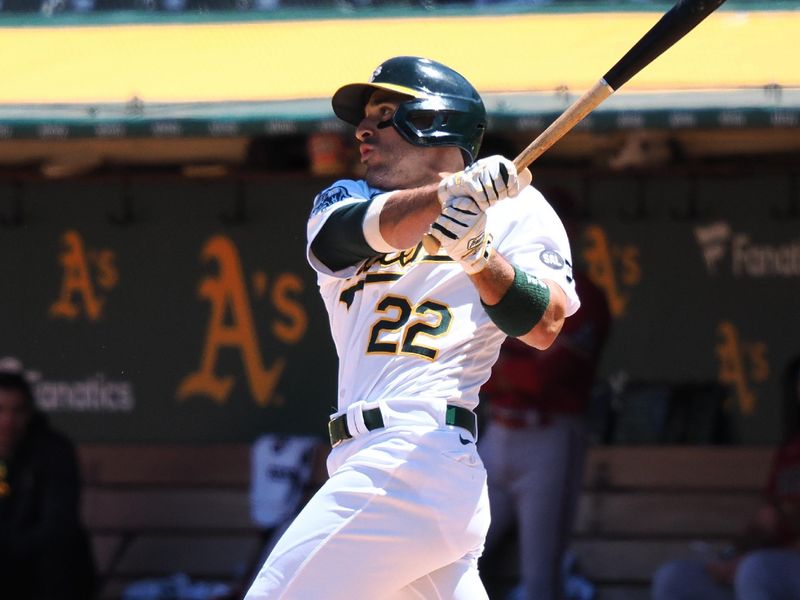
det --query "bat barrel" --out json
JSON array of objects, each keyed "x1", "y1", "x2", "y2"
[
  {"x1": 603, "y1": 0, "x2": 727, "y2": 90},
  {"x1": 514, "y1": 0, "x2": 727, "y2": 172}
]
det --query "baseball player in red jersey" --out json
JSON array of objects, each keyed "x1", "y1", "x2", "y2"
[
  {"x1": 245, "y1": 56, "x2": 580, "y2": 599},
  {"x1": 480, "y1": 267, "x2": 610, "y2": 600}
]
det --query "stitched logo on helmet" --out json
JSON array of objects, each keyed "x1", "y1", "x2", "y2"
[
  {"x1": 311, "y1": 186, "x2": 348, "y2": 216},
  {"x1": 539, "y1": 249, "x2": 565, "y2": 270}
]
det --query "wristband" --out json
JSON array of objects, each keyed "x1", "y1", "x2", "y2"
[{"x1": 482, "y1": 265, "x2": 550, "y2": 336}]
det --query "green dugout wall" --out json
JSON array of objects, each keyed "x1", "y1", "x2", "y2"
[{"x1": 1, "y1": 169, "x2": 797, "y2": 445}]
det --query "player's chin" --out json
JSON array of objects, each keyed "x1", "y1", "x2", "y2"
[{"x1": 364, "y1": 165, "x2": 392, "y2": 190}]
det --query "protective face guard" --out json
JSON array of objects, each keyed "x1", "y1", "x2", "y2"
[{"x1": 391, "y1": 96, "x2": 486, "y2": 165}]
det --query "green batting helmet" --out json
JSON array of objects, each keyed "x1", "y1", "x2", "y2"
[{"x1": 332, "y1": 56, "x2": 487, "y2": 164}]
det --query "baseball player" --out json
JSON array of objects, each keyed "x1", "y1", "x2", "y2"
[{"x1": 244, "y1": 56, "x2": 580, "y2": 600}]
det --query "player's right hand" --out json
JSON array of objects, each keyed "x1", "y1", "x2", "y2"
[
  {"x1": 429, "y1": 195, "x2": 492, "y2": 275},
  {"x1": 437, "y1": 155, "x2": 532, "y2": 211}
]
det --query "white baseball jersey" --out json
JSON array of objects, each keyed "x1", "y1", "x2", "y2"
[{"x1": 307, "y1": 180, "x2": 581, "y2": 417}]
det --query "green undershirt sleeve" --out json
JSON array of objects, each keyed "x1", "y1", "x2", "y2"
[{"x1": 310, "y1": 201, "x2": 381, "y2": 272}]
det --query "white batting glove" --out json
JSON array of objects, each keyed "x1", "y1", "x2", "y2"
[
  {"x1": 429, "y1": 196, "x2": 493, "y2": 275},
  {"x1": 437, "y1": 155, "x2": 532, "y2": 211}
]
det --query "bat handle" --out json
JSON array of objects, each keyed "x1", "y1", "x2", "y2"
[
  {"x1": 421, "y1": 168, "x2": 533, "y2": 255},
  {"x1": 423, "y1": 81, "x2": 613, "y2": 256}
]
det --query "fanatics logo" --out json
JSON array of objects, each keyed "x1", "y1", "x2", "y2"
[
  {"x1": 539, "y1": 249, "x2": 565, "y2": 269},
  {"x1": 694, "y1": 221, "x2": 800, "y2": 278},
  {"x1": 694, "y1": 221, "x2": 731, "y2": 274}
]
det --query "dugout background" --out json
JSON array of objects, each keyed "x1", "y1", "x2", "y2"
[
  {"x1": 1, "y1": 164, "x2": 798, "y2": 445},
  {"x1": 1, "y1": 2, "x2": 799, "y2": 447},
  {"x1": 2, "y1": 5, "x2": 798, "y2": 598}
]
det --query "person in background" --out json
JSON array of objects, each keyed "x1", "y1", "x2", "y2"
[
  {"x1": 0, "y1": 370, "x2": 96, "y2": 600},
  {"x1": 236, "y1": 434, "x2": 328, "y2": 595},
  {"x1": 651, "y1": 355, "x2": 800, "y2": 600},
  {"x1": 479, "y1": 187, "x2": 611, "y2": 600}
]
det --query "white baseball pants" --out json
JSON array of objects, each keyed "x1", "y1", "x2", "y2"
[{"x1": 244, "y1": 425, "x2": 490, "y2": 600}]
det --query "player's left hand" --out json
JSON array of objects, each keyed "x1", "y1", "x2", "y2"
[
  {"x1": 437, "y1": 156, "x2": 532, "y2": 211},
  {"x1": 429, "y1": 196, "x2": 492, "y2": 275}
]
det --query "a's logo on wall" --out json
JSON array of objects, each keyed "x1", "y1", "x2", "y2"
[
  {"x1": 177, "y1": 235, "x2": 308, "y2": 407},
  {"x1": 49, "y1": 230, "x2": 118, "y2": 321},
  {"x1": 715, "y1": 321, "x2": 769, "y2": 416},
  {"x1": 695, "y1": 221, "x2": 800, "y2": 278},
  {"x1": 582, "y1": 225, "x2": 641, "y2": 318}
]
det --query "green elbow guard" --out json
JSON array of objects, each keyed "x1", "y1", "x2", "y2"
[{"x1": 482, "y1": 265, "x2": 551, "y2": 337}]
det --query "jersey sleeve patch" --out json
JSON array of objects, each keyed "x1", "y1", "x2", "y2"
[
  {"x1": 539, "y1": 248, "x2": 565, "y2": 270},
  {"x1": 311, "y1": 185, "x2": 350, "y2": 216}
]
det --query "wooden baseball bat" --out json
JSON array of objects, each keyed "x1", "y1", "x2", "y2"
[{"x1": 423, "y1": 0, "x2": 727, "y2": 254}]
